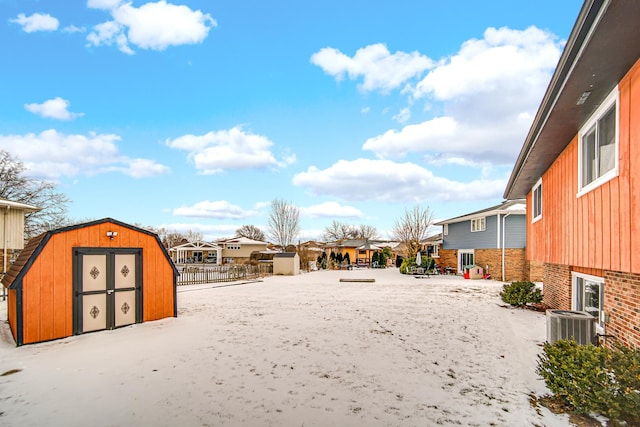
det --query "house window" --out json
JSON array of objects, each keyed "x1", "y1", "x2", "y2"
[
  {"x1": 227, "y1": 244, "x2": 241, "y2": 250},
  {"x1": 572, "y1": 272, "x2": 604, "y2": 331},
  {"x1": 430, "y1": 244, "x2": 439, "y2": 258},
  {"x1": 532, "y1": 179, "x2": 542, "y2": 222},
  {"x1": 578, "y1": 88, "x2": 618, "y2": 195},
  {"x1": 443, "y1": 224, "x2": 448, "y2": 236},
  {"x1": 470, "y1": 217, "x2": 485, "y2": 232}
]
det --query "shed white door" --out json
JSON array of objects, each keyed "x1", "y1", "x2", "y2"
[
  {"x1": 81, "y1": 255, "x2": 108, "y2": 332},
  {"x1": 114, "y1": 254, "x2": 136, "y2": 327},
  {"x1": 75, "y1": 250, "x2": 141, "y2": 334}
]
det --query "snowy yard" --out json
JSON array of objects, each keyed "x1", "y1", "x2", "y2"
[{"x1": 0, "y1": 268, "x2": 572, "y2": 426}]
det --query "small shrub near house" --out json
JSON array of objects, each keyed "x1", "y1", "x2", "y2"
[
  {"x1": 500, "y1": 281, "x2": 542, "y2": 307},
  {"x1": 398, "y1": 255, "x2": 433, "y2": 274},
  {"x1": 537, "y1": 340, "x2": 640, "y2": 426}
]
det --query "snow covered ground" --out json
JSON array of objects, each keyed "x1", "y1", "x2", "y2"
[{"x1": 0, "y1": 268, "x2": 572, "y2": 426}]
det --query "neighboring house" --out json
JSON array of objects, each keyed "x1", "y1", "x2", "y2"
[
  {"x1": 168, "y1": 240, "x2": 222, "y2": 265},
  {"x1": 421, "y1": 233, "x2": 443, "y2": 261},
  {"x1": 504, "y1": 1, "x2": 640, "y2": 347},
  {"x1": 435, "y1": 200, "x2": 538, "y2": 282},
  {"x1": 297, "y1": 240, "x2": 326, "y2": 270},
  {"x1": 217, "y1": 236, "x2": 269, "y2": 264},
  {"x1": 324, "y1": 239, "x2": 388, "y2": 267},
  {"x1": 0, "y1": 198, "x2": 40, "y2": 278}
]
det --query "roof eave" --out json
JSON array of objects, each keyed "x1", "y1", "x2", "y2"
[{"x1": 505, "y1": 0, "x2": 640, "y2": 199}]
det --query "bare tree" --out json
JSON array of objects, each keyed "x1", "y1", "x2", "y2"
[
  {"x1": 323, "y1": 221, "x2": 379, "y2": 241},
  {"x1": 355, "y1": 224, "x2": 379, "y2": 240},
  {"x1": 323, "y1": 220, "x2": 356, "y2": 241},
  {"x1": 145, "y1": 226, "x2": 203, "y2": 247},
  {"x1": 391, "y1": 205, "x2": 434, "y2": 257},
  {"x1": 0, "y1": 150, "x2": 70, "y2": 238},
  {"x1": 267, "y1": 198, "x2": 300, "y2": 249},
  {"x1": 235, "y1": 224, "x2": 266, "y2": 241}
]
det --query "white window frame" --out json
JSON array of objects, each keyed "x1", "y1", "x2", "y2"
[
  {"x1": 470, "y1": 217, "x2": 485, "y2": 232},
  {"x1": 443, "y1": 224, "x2": 448, "y2": 236},
  {"x1": 532, "y1": 178, "x2": 542, "y2": 223},
  {"x1": 577, "y1": 87, "x2": 619, "y2": 197},
  {"x1": 431, "y1": 244, "x2": 439, "y2": 258},
  {"x1": 572, "y1": 272, "x2": 605, "y2": 333}
]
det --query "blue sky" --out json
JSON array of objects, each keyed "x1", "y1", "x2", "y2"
[{"x1": 1, "y1": 0, "x2": 583, "y2": 241}]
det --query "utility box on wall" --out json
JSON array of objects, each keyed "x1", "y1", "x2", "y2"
[{"x1": 1, "y1": 218, "x2": 179, "y2": 346}]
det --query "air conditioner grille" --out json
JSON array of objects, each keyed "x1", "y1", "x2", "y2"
[{"x1": 546, "y1": 310, "x2": 596, "y2": 345}]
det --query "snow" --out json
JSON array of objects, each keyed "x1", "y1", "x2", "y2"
[{"x1": 0, "y1": 268, "x2": 572, "y2": 426}]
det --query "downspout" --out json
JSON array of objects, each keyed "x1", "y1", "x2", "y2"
[
  {"x1": 502, "y1": 212, "x2": 512, "y2": 282},
  {"x1": 3, "y1": 206, "x2": 9, "y2": 301}
]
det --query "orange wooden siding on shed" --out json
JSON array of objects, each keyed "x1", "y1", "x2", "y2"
[
  {"x1": 527, "y1": 58, "x2": 640, "y2": 275},
  {"x1": 18, "y1": 221, "x2": 174, "y2": 345}
]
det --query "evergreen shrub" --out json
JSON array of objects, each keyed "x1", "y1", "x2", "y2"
[
  {"x1": 537, "y1": 340, "x2": 640, "y2": 425},
  {"x1": 500, "y1": 281, "x2": 542, "y2": 307}
]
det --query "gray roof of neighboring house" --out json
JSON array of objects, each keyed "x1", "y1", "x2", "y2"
[
  {"x1": 435, "y1": 200, "x2": 526, "y2": 225},
  {"x1": 0, "y1": 198, "x2": 40, "y2": 212},
  {"x1": 423, "y1": 233, "x2": 443, "y2": 244},
  {"x1": 505, "y1": 0, "x2": 640, "y2": 199}
]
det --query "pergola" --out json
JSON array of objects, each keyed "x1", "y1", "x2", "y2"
[{"x1": 168, "y1": 241, "x2": 222, "y2": 265}]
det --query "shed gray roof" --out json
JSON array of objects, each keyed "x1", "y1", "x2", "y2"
[{"x1": 273, "y1": 252, "x2": 297, "y2": 258}]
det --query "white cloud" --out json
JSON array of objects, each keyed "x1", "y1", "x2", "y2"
[
  {"x1": 360, "y1": 26, "x2": 562, "y2": 166},
  {"x1": 310, "y1": 43, "x2": 434, "y2": 93},
  {"x1": 414, "y1": 26, "x2": 560, "y2": 101},
  {"x1": 173, "y1": 200, "x2": 258, "y2": 220},
  {"x1": 11, "y1": 13, "x2": 59, "y2": 33},
  {"x1": 299, "y1": 201, "x2": 364, "y2": 219},
  {"x1": 101, "y1": 158, "x2": 171, "y2": 178},
  {"x1": 24, "y1": 97, "x2": 83, "y2": 120},
  {"x1": 393, "y1": 107, "x2": 411, "y2": 124},
  {"x1": 88, "y1": 0, "x2": 124, "y2": 10},
  {"x1": 87, "y1": 0, "x2": 216, "y2": 54},
  {"x1": 0, "y1": 129, "x2": 168, "y2": 179},
  {"x1": 63, "y1": 25, "x2": 86, "y2": 34},
  {"x1": 166, "y1": 126, "x2": 295, "y2": 174},
  {"x1": 293, "y1": 158, "x2": 505, "y2": 202},
  {"x1": 86, "y1": 21, "x2": 133, "y2": 54}
]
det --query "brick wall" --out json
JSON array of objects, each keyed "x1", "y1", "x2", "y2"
[
  {"x1": 604, "y1": 270, "x2": 640, "y2": 348},
  {"x1": 475, "y1": 248, "x2": 528, "y2": 282},
  {"x1": 436, "y1": 249, "x2": 458, "y2": 273},
  {"x1": 437, "y1": 248, "x2": 531, "y2": 280},
  {"x1": 528, "y1": 260, "x2": 544, "y2": 282},
  {"x1": 543, "y1": 263, "x2": 572, "y2": 309}
]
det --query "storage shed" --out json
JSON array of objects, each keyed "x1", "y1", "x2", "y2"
[
  {"x1": 1, "y1": 218, "x2": 179, "y2": 346},
  {"x1": 273, "y1": 252, "x2": 300, "y2": 276}
]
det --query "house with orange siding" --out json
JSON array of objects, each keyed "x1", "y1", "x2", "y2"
[{"x1": 504, "y1": 0, "x2": 640, "y2": 347}]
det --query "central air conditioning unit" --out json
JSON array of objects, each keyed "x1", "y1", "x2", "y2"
[{"x1": 546, "y1": 310, "x2": 597, "y2": 345}]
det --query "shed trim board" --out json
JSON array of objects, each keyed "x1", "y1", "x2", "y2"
[{"x1": 72, "y1": 247, "x2": 143, "y2": 335}]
